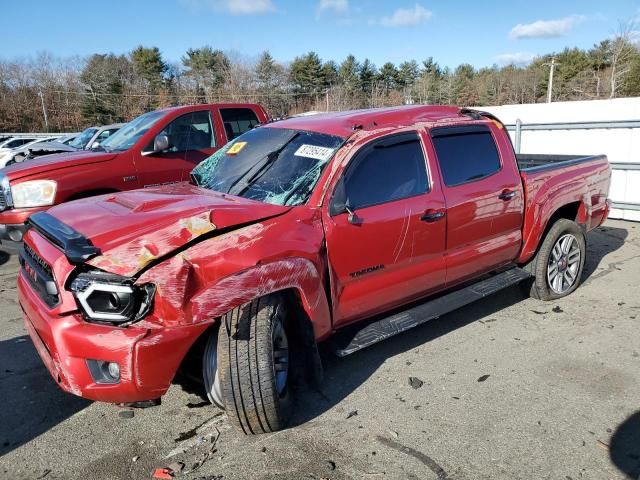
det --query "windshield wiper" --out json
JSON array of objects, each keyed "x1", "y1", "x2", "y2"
[{"x1": 226, "y1": 133, "x2": 300, "y2": 197}]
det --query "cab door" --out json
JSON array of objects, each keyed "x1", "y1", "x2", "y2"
[
  {"x1": 323, "y1": 132, "x2": 447, "y2": 327},
  {"x1": 135, "y1": 110, "x2": 218, "y2": 187},
  {"x1": 428, "y1": 123, "x2": 524, "y2": 286}
]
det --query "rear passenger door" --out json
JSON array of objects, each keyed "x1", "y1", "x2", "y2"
[
  {"x1": 137, "y1": 110, "x2": 217, "y2": 186},
  {"x1": 323, "y1": 132, "x2": 447, "y2": 326},
  {"x1": 429, "y1": 124, "x2": 524, "y2": 286}
]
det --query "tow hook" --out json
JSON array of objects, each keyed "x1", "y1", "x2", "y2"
[{"x1": 117, "y1": 399, "x2": 161, "y2": 409}]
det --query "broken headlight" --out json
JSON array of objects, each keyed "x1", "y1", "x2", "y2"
[{"x1": 69, "y1": 271, "x2": 155, "y2": 324}]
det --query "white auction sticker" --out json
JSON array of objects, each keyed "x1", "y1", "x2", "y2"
[{"x1": 294, "y1": 144, "x2": 335, "y2": 161}]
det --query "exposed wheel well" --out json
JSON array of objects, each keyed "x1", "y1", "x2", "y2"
[
  {"x1": 178, "y1": 288, "x2": 323, "y2": 393},
  {"x1": 548, "y1": 201, "x2": 581, "y2": 227},
  {"x1": 521, "y1": 201, "x2": 583, "y2": 268}
]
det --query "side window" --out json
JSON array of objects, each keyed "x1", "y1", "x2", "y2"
[
  {"x1": 220, "y1": 108, "x2": 259, "y2": 141},
  {"x1": 156, "y1": 111, "x2": 215, "y2": 152},
  {"x1": 431, "y1": 126, "x2": 501, "y2": 187},
  {"x1": 341, "y1": 133, "x2": 428, "y2": 211}
]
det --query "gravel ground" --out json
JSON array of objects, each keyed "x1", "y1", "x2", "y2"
[{"x1": 0, "y1": 219, "x2": 639, "y2": 480}]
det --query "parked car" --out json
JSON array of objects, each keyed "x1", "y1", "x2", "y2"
[
  {"x1": 0, "y1": 104, "x2": 267, "y2": 243},
  {"x1": 24, "y1": 124, "x2": 123, "y2": 160},
  {"x1": 0, "y1": 136, "x2": 62, "y2": 167},
  {"x1": 0, "y1": 136, "x2": 41, "y2": 153},
  {"x1": 16, "y1": 106, "x2": 610, "y2": 434}
]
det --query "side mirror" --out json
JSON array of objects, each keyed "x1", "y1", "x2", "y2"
[
  {"x1": 143, "y1": 134, "x2": 169, "y2": 156},
  {"x1": 90, "y1": 141, "x2": 100, "y2": 150},
  {"x1": 328, "y1": 178, "x2": 362, "y2": 225},
  {"x1": 329, "y1": 177, "x2": 347, "y2": 216}
]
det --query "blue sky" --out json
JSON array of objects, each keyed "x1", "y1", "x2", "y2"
[{"x1": 3, "y1": 0, "x2": 639, "y2": 68}]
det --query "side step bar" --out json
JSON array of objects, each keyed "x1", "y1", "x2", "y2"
[{"x1": 332, "y1": 267, "x2": 531, "y2": 357}]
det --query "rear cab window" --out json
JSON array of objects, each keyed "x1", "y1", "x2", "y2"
[
  {"x1": 220, "y1": 108, "x2": 260, "y2": 141},
  {"x1": 430, "y1": 125, "x2": 501, "y2": 187},
  {"x1": 144, "y1": 110, "x2": 215, "y2": 154}
]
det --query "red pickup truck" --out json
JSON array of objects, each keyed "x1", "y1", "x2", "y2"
[
  {"x1": 17, "y1": 105, "x2": 611, "y2": 434},
  {"x1": 0, "y1": 103, "x2": 269, "y2": 243}
]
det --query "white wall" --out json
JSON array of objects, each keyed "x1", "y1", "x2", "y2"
[{"x1": 479, "y1": 98, "x2": 640, "y2": 222}]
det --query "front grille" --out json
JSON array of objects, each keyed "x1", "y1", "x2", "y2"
[
  {"x1": 20, "y1": 243, "x2": 59, "y2": 306},
  {"x1": 0, "y1": 189, "x2": 6, "y2": 211}
]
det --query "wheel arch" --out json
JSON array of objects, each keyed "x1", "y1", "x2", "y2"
[
  {"x1": 519, "y1": 200, "x2": 584, "y2": 264},
  {"x1": 179, "y1": 285, "x2": 325, "y2": 395}
]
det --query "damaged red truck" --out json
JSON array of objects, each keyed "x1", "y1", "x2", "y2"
[{"x1": 17, "y1": 105, "x2": 611, "y2": 434}]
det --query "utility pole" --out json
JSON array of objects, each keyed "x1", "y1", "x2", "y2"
[
  {"x1": 38, "y1": 89, "x2": 49, "y2": 132},
  {"x1": 544, "y1": 57, "x2": 559, "y2": 103}
]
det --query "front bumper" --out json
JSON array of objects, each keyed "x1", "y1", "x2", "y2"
[
  {"x1": 18, "y1": 271, "x2": 208, "y2": 403},
  {"x1": 0, "y1": 206, "x2": 50, "y2": 244},
  {"x1": 0, "y1": 223, "x2": 29, "y2": 244}
]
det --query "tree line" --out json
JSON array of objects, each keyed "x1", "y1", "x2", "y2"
[{"x1": 1, "y1": 30, "x2": 639, "y2": 132}]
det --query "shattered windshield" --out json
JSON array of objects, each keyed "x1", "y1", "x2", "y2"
[{"x1": 191, "y1": 127, "x2": 344, "y2": 206}]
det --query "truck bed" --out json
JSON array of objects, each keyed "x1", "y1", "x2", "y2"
[
  {"x1": 517, "y1": 152, "x2": 611, "y2": 264},
  {"x1": 516, "y1": 153, "x2": 607, "y2": 172}
]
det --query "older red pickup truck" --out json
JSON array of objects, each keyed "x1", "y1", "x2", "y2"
[
  {"x1": 0, "y1": 103, "x2": 268, "y2": 243},
  {"x1": 17, "y1": 105, "x2": 610, "y2": 434}
]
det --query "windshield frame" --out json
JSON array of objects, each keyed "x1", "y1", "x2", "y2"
[
  {"x1": 191, "y1": 126, "x2": 346, "y2": 208},
  {"x1": 100, "y1": 110, "x2": 166, "y2": 153},
  {"x1": 69, "y1": 128, "x2": 97, "y2": 150}
]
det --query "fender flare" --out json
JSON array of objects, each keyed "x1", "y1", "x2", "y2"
[{"x1": 519, "y1": 179, "x2": 589, "y2": 263}]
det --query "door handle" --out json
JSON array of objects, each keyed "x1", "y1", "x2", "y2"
[
  {"x1": 499, "y1": 190, "x2": 517, "y2": 201},
  {"x1": 421, "y1": 210, "x2": 446, "y2": 222}
]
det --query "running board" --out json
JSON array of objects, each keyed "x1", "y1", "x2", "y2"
[{"x1": 332, "y1": 267, "x2": 531, "y2": 357}]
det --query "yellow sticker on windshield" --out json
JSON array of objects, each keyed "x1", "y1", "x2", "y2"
[{"x1": 227, "y1": 141, "x2": 247, "y2": 155}]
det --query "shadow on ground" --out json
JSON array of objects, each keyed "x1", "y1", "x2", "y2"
[
  {"x1": 582, "y1": 225, "x2": 628, "y2": 282},
  {"x1": 0, "y1": 335, "x2": 90, "y2": 456},
  {"x1": 0, "y1": 250, "x2": 10, "y2": 267},
  {"x1": 287, "y1": 224, "x2": 630, "y2": 427},
  {"x1": 610, "y1": 411, "x2": 640, "y2": 479}
]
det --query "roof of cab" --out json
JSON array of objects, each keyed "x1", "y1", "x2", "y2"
[
  {"x1": 266, "y1": 105, "x2": 464, "y2": 138},
  {"x1": 154, "y1": 103, "x2": 266, "y2": 114}
]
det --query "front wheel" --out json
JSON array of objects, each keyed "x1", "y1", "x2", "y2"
[
  {"x1": 523, "y1": 219, "x2": 586, "y2": 301},
  {"x1": 216, "y1": 294, "x2": 292, "y2": 434}
]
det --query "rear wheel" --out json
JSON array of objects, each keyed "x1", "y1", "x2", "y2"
[
  {"x1": 522, "y1": 219, "x2": 586, "y2": 301},
  {"x1": 216, "y1": 294, "x2": 292, "y2": 434}
]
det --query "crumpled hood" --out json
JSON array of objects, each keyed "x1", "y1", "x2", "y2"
[
  {"x1": 28, "y1": 141, "x2": 77, "y2": 153},
  {"x1": 46, "y1": 182, "x2": 291, "y2": 276},
  {"x1": 3, "y1": 150, "x2": 116, "y2": 181}
]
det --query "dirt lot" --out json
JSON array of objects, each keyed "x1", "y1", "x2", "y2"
[{"x1": 0, "y1": 219, "x2": 639, "y2": 480}]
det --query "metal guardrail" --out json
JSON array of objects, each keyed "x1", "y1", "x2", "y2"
[
  {"x1": 505, "y1": 119, "x2": 640, "y2": 214},
  {"x1": 0, "y1": 133, "x2": 65, "y2": 139},
  {"x1": 609, "y1": 162, "x2": 640, "y2": 171},
  {"x1": 505, "y1": 119, "x2": 640, "y2": 155}
]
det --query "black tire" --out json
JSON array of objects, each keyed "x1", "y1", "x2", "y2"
[
  {"x1": 217, "y1": 294, "x2": 292, "y2": 434},
  {"x1": 522, "y1": 219, "x2": 586, "y2": 301}
]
